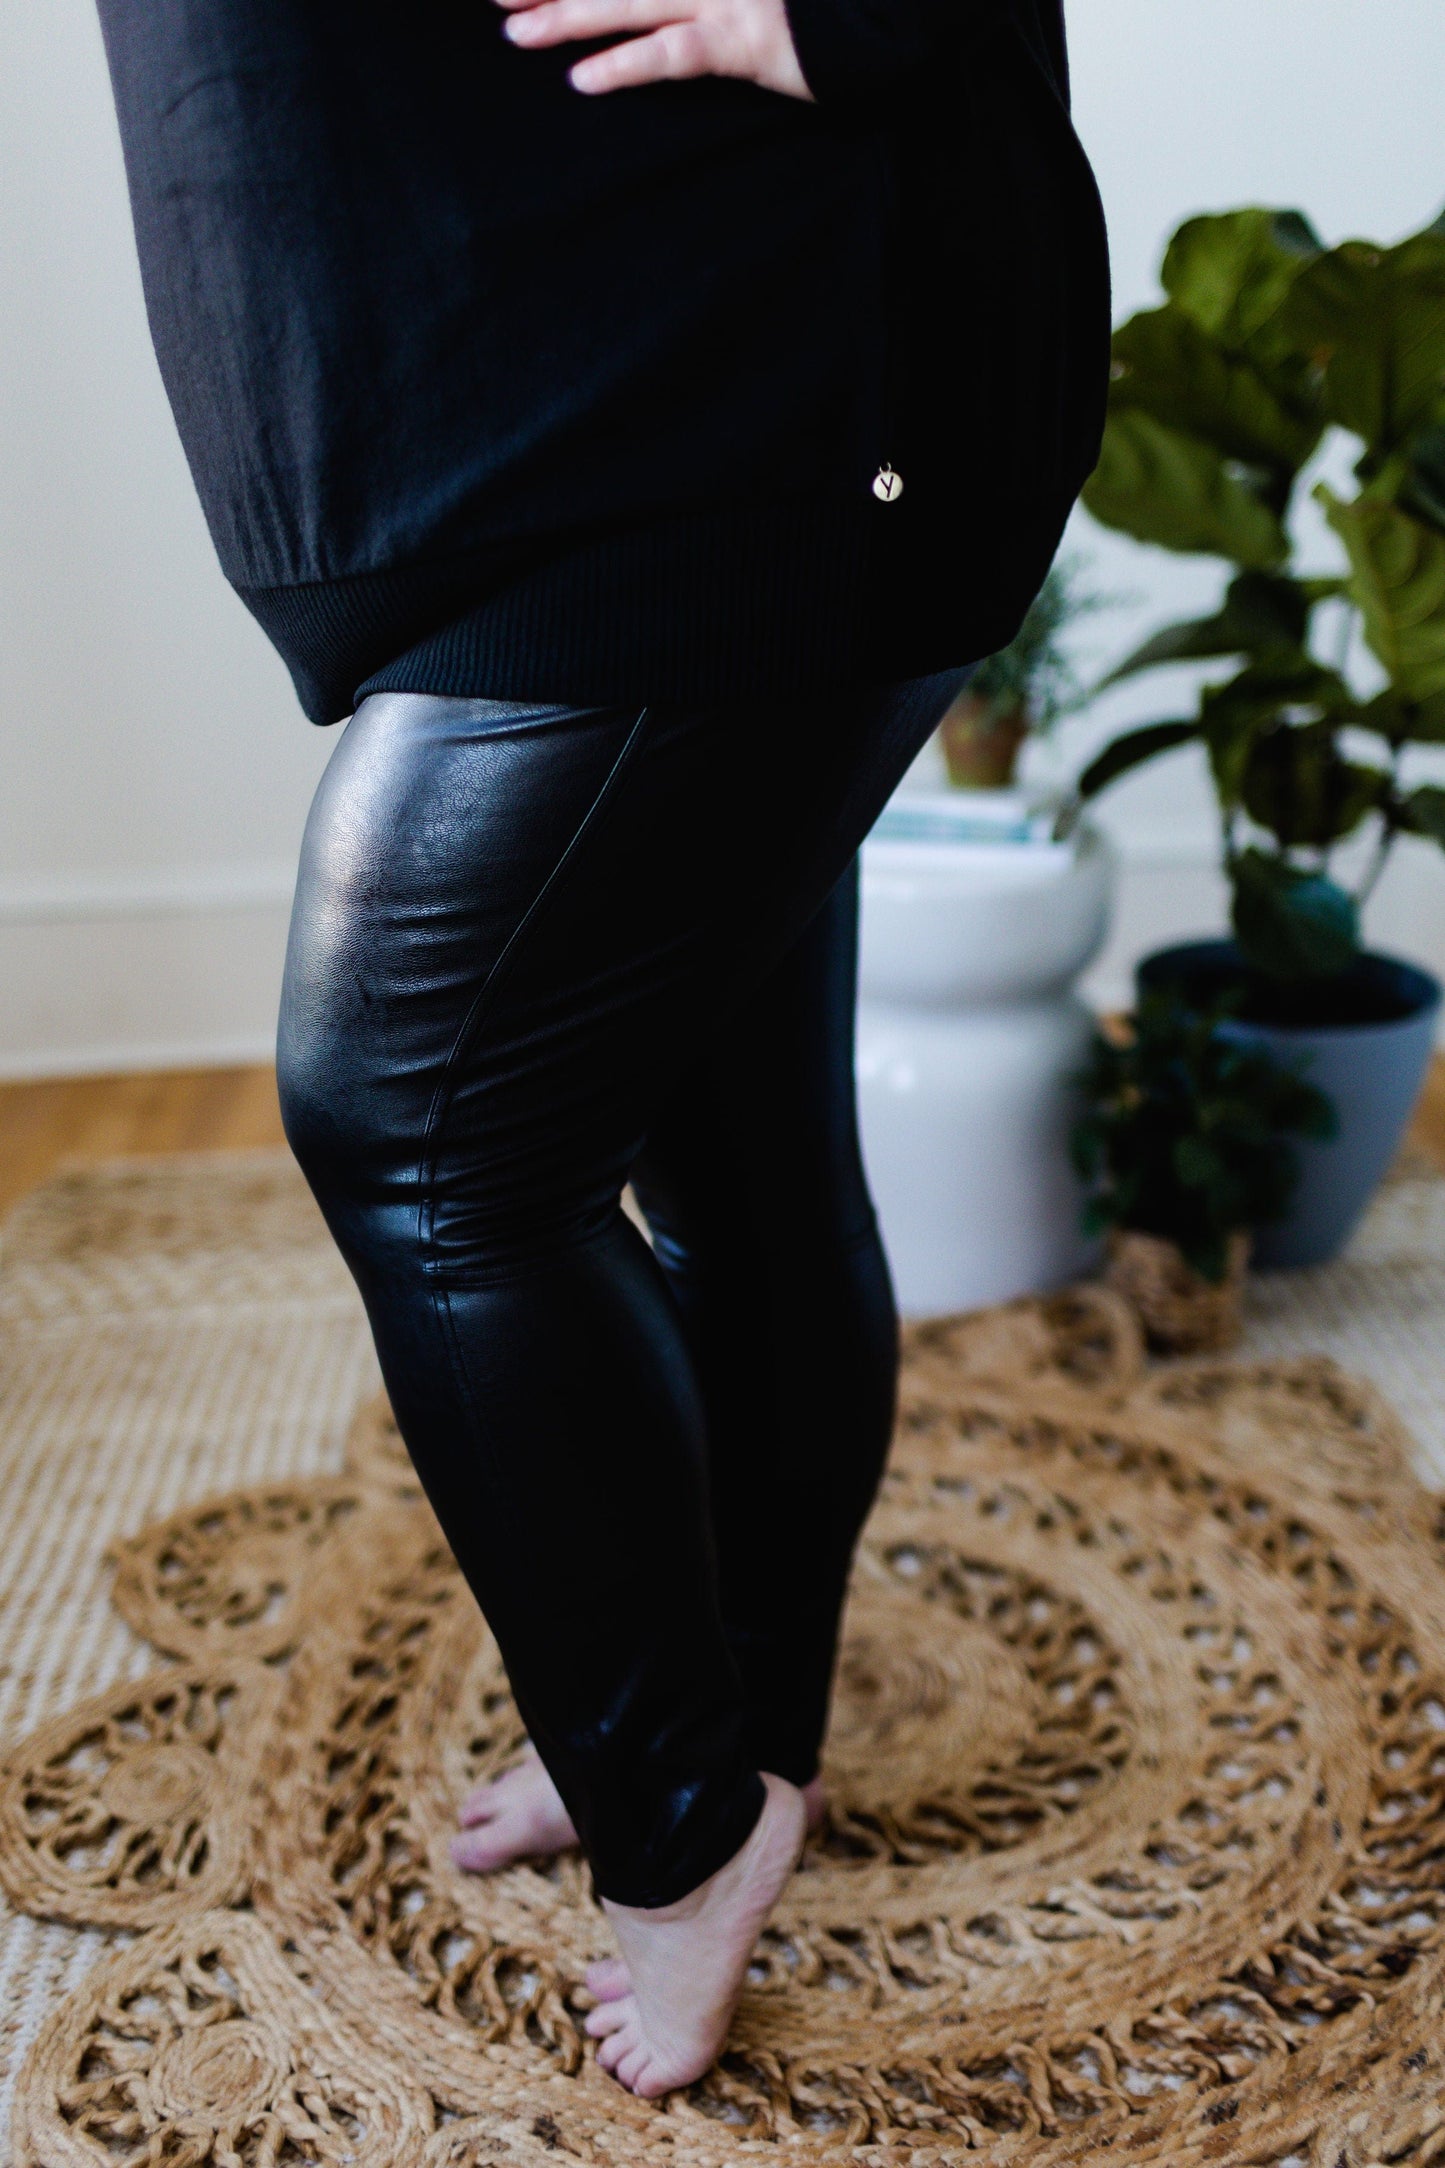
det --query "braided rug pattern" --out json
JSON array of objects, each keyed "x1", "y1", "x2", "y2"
[{"x1": 5, "y1": 1167, "x2": 1445, "y2": 2163}]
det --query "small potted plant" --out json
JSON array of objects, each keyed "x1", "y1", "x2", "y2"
[
  {"x1": 935, "y1": 560, "x2": 1097, "y2": 790},
  {"x1": 1071, "y1": 994, "x2": 1335, "y2": 1353},
  {"x1": 1071, "y1": 203, "x2": 1445, "y2": 1264}
]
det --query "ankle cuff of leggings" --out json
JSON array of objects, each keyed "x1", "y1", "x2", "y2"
[{"x1": 591, "y1": 1771, "x2": 767, "y2": 1909}]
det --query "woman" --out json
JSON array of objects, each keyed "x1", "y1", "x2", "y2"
[{"x1": 97, "y1": 0, "x2": 1108, "y2": 2099}]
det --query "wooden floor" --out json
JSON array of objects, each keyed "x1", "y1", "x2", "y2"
[
  {"x1": 1418, "y1": 1056, "x2": 1445, "y2": 1169},
  {"x1": 0, "y1": 1066, "x2": 287, "y2": 1219},
  {"x1": 2, "y1": 1057, "x2": 1444, "y2": 1220}
]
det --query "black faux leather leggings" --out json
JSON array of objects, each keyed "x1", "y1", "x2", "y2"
[{"x1": 277, "y1": 672, "x2": 965, "y2": 1905}]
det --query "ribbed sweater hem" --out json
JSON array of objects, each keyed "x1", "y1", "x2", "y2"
[
  {"x1": 236, "y1": 493, "x2": 1010, "y2": 724},
  {"x1": 359, "y1": 499, "x2": 880, "y2": 707}
]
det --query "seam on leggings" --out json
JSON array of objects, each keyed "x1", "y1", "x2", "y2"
[{"x1": 414, "y1": 703, "x2": 652, "y2": 1412}]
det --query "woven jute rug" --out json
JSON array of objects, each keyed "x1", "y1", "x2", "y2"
[{"x1": 5, "y1": 1156, "x2": 1445, "y2": 2166}]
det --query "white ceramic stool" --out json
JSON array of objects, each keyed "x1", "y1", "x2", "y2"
[{"x1": 856, "y1": 793, "x2": 1113, "y2": 1315}]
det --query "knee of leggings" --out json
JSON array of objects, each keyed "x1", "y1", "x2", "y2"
[
  {"x1": 273, "y1": 986, "x2": 391, "y2": 1204},
  {"x1": 278, "y1": 1009, "x2": 616, "y2": 1280},
  {"x1": 274, "y1": 1030, "x2": 337, "y2": 1196},
  {"x1": 275, "y1": 1019, "x2": 457, "y2": 1294}
]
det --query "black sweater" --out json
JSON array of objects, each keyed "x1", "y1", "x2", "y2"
[{"x1": 96, "y1": 0, "x2": 1109, "y2": 724}]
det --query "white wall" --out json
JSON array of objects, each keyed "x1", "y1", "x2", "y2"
[
  {"x1": 0, "y1": 0, "x2": 328, "y2": 1075},
  {"x1": 2, "y1": 0, "x2": 1445, "y2": 1072}
]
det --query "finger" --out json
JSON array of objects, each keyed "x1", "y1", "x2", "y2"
[
  {"x1": 500, "y1": 0, "x2": 678, "y2": 41},
  {"x1": 569, "y1": 22, "x2": 710, "y2": 91}
]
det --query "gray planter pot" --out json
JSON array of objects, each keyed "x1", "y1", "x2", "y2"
[{"x1": 1136, "y1": 940, "x2": 1442, "y2": 1270}]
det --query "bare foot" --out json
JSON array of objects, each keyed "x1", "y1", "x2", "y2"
[
  {"x1": 450, "y1": 1746, "x2": 577, "y2": 1873},
  {"x1": 583, "y1": 1773, "x2": 807, "y2": 2096},
  {"x1": 585, "y1": 1774, "x2": 825, "y2": 2005}
]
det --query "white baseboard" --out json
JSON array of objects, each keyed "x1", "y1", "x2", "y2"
[
  {"x1": 0, "y1": 868, "x2": 295, "y2": 1079},
  {"x1": 0, "y1": 1033, "x2": 282, "y2": 1083},
  {"x1": 1, "y1": 835, "x2": 1440, "y2": 1080},
  {"x1": 0, "y1": 865, "x2": 296, "y2": 924}
]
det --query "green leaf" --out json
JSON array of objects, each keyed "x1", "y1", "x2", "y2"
[
  {"x1": 1099, "y1": 572, "x2": 1311, "y2": 687},
  {"x1": 1414, "y1": 694, "x2": 1445, "y2": 740},
  {"x1": 1172, "y1": 1134, "x2": 1224, "y2": 1190},
  {"x1": 1217, "y1": 570, "x2": 1314, "y2": 651},
  {"x1": 1357, "y1": 686, "x2": 1445, "y2": 744},
  {"x1": 1070, "y1": 987, "x2": 1334, "y2": 1268},
  {"x1": 1239, "y1": 722, "x2": 1384, "y2": 847},
  {"x1": 1198, "y1": 656, "x2": 1354, "y2": 812},
  {"x1": 1403, "y1": 419, "x2": 1445, "y2": 534},
  {"x1": 1279, "y1": 231, "x2": 1445, "y2": 455},
  {"x1": 1110, "y1": 304, "x2": 1322, "y2": 478},
  {"x1": 1230, "y1": 848, "x2": 1360, "y2": 979},
  {"x1": 1083, "y1": 407, "x2": 1290, "y2": 566},
  {"x1": 1299, "y1": 576, "x2": 1352, "y2": 603},
  {"x1": 1070, "y1": 1122, "x2": 1103, "y2": 1182},
  {"x1": 1080, "y1": 1195, "x2": 1114, "y2": 1238},
  {"x1": 1161, "y1": 207, "x2": 1325, "y2": 420},
  {"x1": 1162, "y1": 208, "x2": 1323, "y2": 352},
  {"x1": 1399, "y1": 783, "x2": 1445, "y2": 846},
  {"x1": 1288, "y1": 1082, "x2": 1340, "y2": 1143},
  {"x1": 1077, "y1": 720, "x2": 1200, "y2": 801},
  {"x1": 1099, "y1": 614, "x2": 1246, "y2": 685},
  {"x1": 1320, "y1": 486, "x2": 1445, "y2": 701},
  {"x1": 1181, "y1": 1232, "x2": 1232, "y2": 1285}
]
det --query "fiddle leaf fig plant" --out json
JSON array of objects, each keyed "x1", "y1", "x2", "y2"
[{"x1": 1072, "y1": 205, "x2": 1445, "y2": 985}]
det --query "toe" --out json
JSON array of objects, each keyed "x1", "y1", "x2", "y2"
[
  {"x1": 458, "y1": 1770, "x2": 519, "y2": 1825},
  {"x1": 449, "y1": 1826, "x2": 510, "y2": 1872},
  {"x1": 585, "y1": 1957, "x2": 630, "y2": 2001},
  {"x1": 458, "y1": 1748, "x2": 537, "y2": 1826},
  {"x1": 597, "y1": 2027, "x2": 633, "y2": 2074},
  {"x1": 584, "y1": 1997, "x2": 632, "y2": 2039},
  {"x1": 616, "y1": 2041, "x2": 657, "y2": 2094},
  {"x1": 456, "y1": 1789, "x2": 499, "y2": 1828}
]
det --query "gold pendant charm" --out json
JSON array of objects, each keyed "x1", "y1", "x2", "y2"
[{"x1": 872, "y1": 463, "x2": 904, "y2": 503}]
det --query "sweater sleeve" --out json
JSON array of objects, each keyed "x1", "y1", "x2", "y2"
[{"x1": 782, "y1": 0, "x2": 1069, "y2": 111}]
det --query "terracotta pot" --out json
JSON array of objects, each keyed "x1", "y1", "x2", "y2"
[
  {"x1": 1103, "y1": 1228, "x2": 1250, "y2": 1355},
  {"x1": 938, "y1": 693, "x2": 1029, "y2": 790}
]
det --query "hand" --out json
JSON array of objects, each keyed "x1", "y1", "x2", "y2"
[{"x1": 496, "y1": 0, "x2": 814, "y2": 101}]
